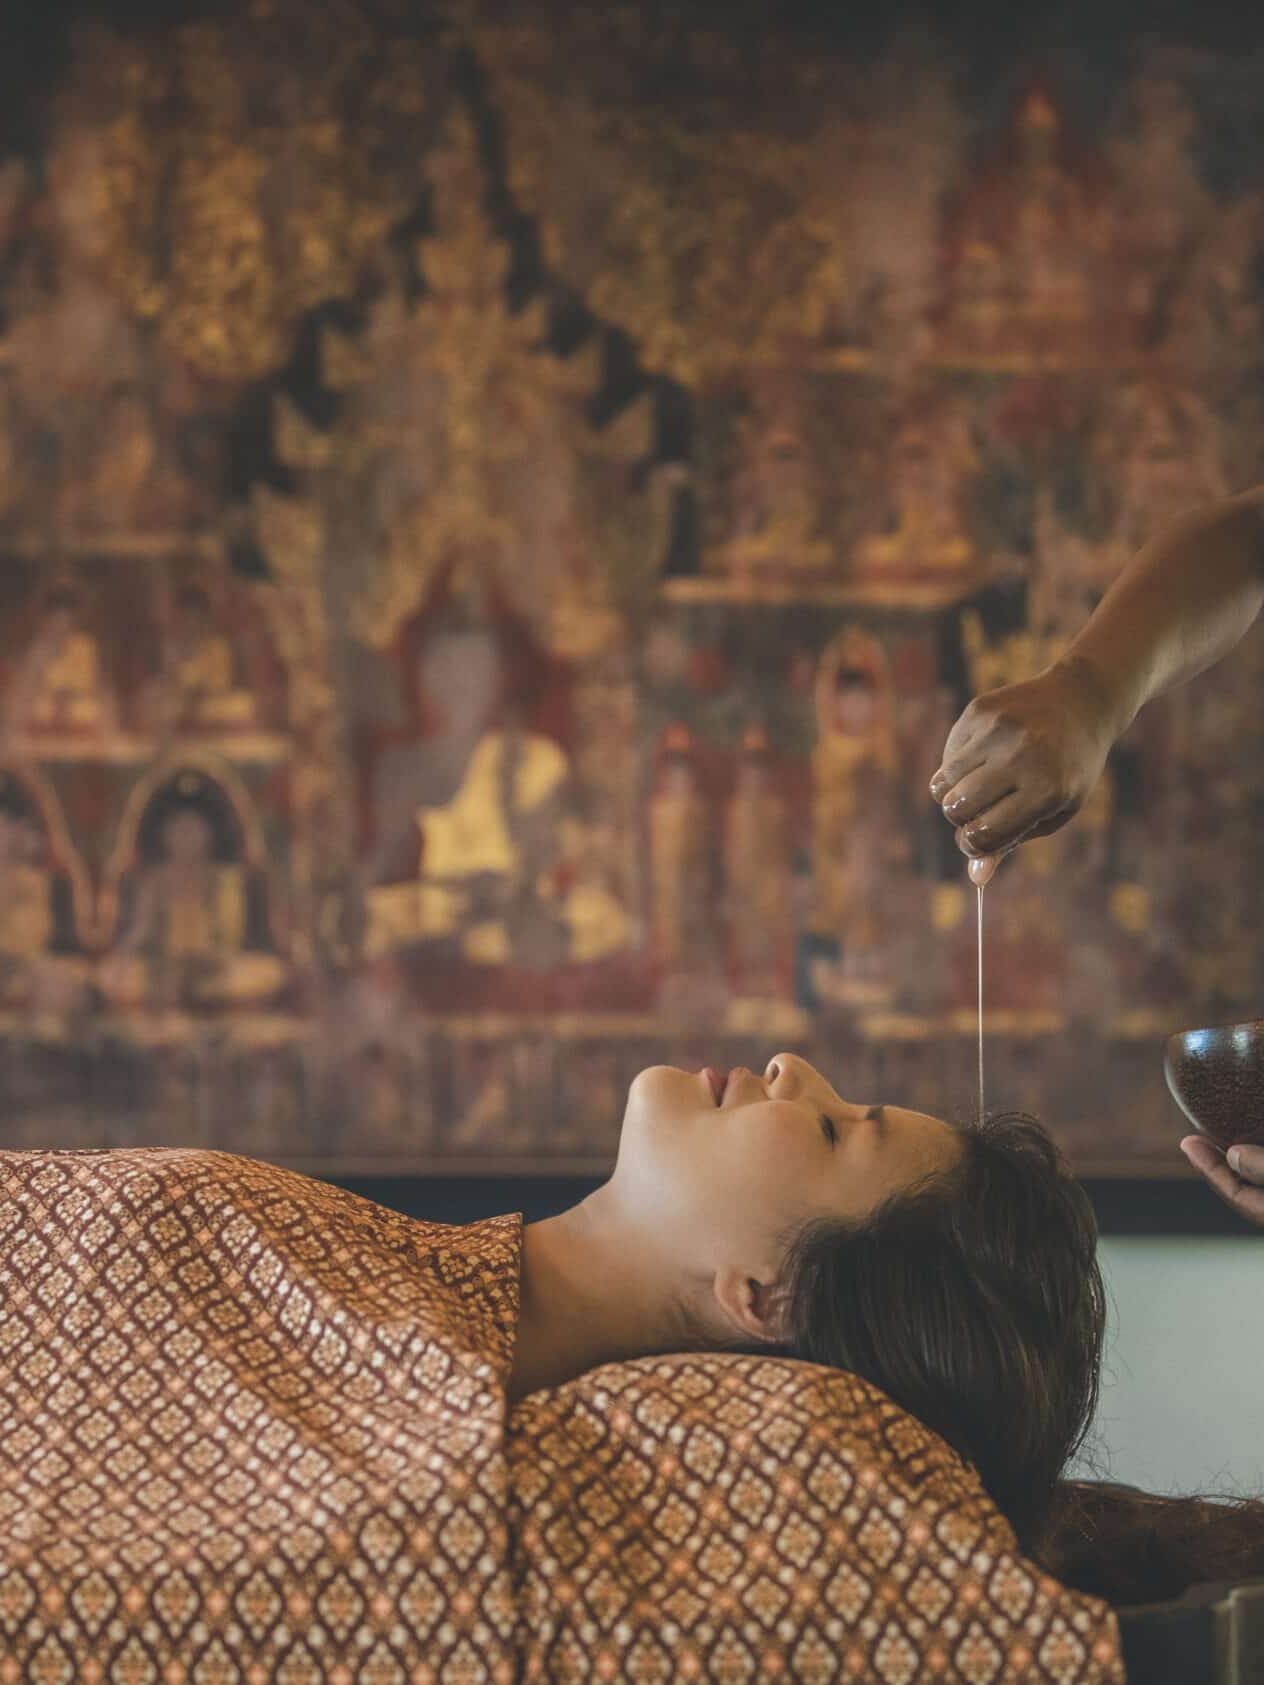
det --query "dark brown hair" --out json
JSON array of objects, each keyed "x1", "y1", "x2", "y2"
[
  {"x1": 726, "y1": 1112, "x2": 1106, "y2": 1558},
  {"x1": 1041, "y1": 1479, "x2": 1264, "y2": 1606}
]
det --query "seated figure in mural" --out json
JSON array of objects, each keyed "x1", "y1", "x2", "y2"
[
  {"x1": 853, "y1": 407, "x2": 979, "y2": 583},
  {"x1": 0, "y1": 788, "x2": 90, "y2": 1017},
  {"x1": 808, "y1": 629, "x2": 910, "y2": 1006},
  {"x1": 100, "y1": 778, "x2": 285, "y2": 1012},
  {"x1": 2, "y1": 583, "x2": 119, "y2": 744},
  {"x1": 724, "y1": 415, "x2": 832, "y2": 577},
  {"x1": 722, "y1": 724, "x2": 794, "y2": 1001},
  {"x1": 370, "y1": 700, "x2": 578, "y2": 970},
  {"x1": 647, "y1": 723, "x2": 715, "y2": 977},
  {"x1": 142, "y1": 582, "x2": 258, "y2": 734}
]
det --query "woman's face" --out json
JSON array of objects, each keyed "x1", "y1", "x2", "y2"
[{"x1": 614, "y1": 1052, "x2": 961, "y2": 1276}]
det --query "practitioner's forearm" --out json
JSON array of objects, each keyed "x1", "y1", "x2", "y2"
[{"x1": 1058, "y1": 487, "x2": 1264, "y2": 739}]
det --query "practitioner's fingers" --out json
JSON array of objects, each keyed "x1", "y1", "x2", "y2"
[
  {"x1": 1180, "y1": 1136, "x2": 1224, "y2": 1177},
  {"x1": 929, "y1": 702, "x2": 991, "y2": 801},
  {"x1": 1179, "y1": 1136, "x2": 1264, "y2": 1228},
  {"x1": 937, "y1": 767, "x2": 1019, "y2": 834},
  {"x1": 931, "y1": 671, "x2": 1114, "y2": 854},
  {"x1": 956, "y1": 790, "x2": 1075, "y2": 857}
]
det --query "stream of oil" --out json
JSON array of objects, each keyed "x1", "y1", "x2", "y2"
[{"x1": 976, "y1": 882, "x2": 985, "y2": 1123}]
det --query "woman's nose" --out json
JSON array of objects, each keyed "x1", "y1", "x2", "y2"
[{"x1": 763, "y1": 1053, "x2": 802, "y2": 1094}]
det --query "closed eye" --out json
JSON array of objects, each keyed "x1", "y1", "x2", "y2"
[{"x1": 819, "y1": 1113, "x2": 837, "y2": 1146}]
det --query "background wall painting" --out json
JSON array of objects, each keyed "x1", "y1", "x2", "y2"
[{"x1": 2, "y1": 0, "x2": 1264, "y2": 1173}]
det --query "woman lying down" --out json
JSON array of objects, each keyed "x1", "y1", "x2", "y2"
[{"x1": 0, "y1": 1056, "x2": 1251, "y2": 1683}]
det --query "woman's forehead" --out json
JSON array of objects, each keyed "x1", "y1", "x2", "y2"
[{"x1": 890, "y1": 1104, "x2": 952, "y2": 1131}]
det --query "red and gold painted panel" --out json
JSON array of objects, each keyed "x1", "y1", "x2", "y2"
[{"x1": 1, "y1": 1, "x2": 1263, "y2": 1172}]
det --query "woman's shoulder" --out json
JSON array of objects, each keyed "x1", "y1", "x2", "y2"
[{"x1": 0, "y1": 1148, "x2": 526, "y2": 1390}]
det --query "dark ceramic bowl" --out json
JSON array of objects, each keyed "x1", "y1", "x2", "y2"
[{"x1": 1164, "y1": 1020, "x2": 1264, "y2": 1150}]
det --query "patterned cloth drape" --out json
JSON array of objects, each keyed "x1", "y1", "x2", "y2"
[{"x1": 0, "y1": 1149, "x2": 1122, "y2": 1680}]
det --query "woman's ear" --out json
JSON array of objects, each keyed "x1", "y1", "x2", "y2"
[{"x1": 711, "y1": 1266, "x2": 789, "y2": 1345}]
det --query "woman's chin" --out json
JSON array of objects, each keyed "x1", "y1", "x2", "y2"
[{"x1": 621, "y1": 1065, "x2": 717, "y2": 1139}]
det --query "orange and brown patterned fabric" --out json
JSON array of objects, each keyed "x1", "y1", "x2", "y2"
[
  {"x1": 0, "y1": 1149, "x2": 1124, "y2": 1682},
  {"x1": 0, "y1": 1148, "x2": 524, "y2": 1681},
  {"x1": 507, "y1": 1359, "x2": 1124, "y2": 1683}
]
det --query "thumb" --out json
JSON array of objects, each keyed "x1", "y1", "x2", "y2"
[{"x1": 1226, "y1": 1143, "x2": 1264, "y2": 1186}]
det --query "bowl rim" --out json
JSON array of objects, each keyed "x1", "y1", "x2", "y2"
[{"x1": 1166, "y1": 1019, "x2": 1264, "y2": 1047}]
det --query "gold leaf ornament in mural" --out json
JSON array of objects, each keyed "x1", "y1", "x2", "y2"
[
  {"x1": 588, "y1": 129, "x2": 846, "y2": 382},
  {"x1": 473, "y1": 25, "x2": 847, "y2": 383},
  {"x1": 7, "y1": 1, "x2": 1264, "y2": 1168},
  {"x1": 76, "y1": 12, "x2": 428, "y2": 382},
  {"x1": 249, "y1": 481, "x2": 352, "y2": 891},
  {"x1": 273, "y1": 111, "x2": 665, "y2": 664}
]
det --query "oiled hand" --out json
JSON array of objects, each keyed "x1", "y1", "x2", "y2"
[{"x1": 930, "y1": 659, "x2": 1117, "y2": 861}]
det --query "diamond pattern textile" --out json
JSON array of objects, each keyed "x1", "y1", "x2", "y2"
[
  {"x1": 507, "y1": 1356, "x2": 1125, "y2": 1683},
  {"x1": 0, "y1": 1150, "x2": 1123, "y2": 1682}
]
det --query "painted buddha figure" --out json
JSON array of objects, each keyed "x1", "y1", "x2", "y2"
[
  {"x1": 647, "y1": 723, "x2": 713, "y2": 975},
  {"x1": 723, "y1": 725, "x2": 793, "y2": 997},
  {"x1": 409, "y1": 703, "x2": 573, "y2": 967},
  {"x1": 148, "y1": 583, "x2": 257, "y2": 733},
  {"x1": 809, "y1": 630, "x2": 905, "y2": 1004},
  {"x1": 725, "y1": 417, "x2": 832, "y2": 575},
  {"x1": 854, "y1": 411, "x2": 978, "y2": 579},
  {"x1": 3, "y1": 584, "x2": 118, "y2": 743},
  {"x1": 810, "y1": 633, "x2": 897, "y2": 903},
  {"x1": 101, "y1": 788, "x2": 285, "y2": 1012}
]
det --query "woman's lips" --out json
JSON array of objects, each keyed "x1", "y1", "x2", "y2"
[{"x1": 703, "y1": 1066, "x2": 728, "y2": 1106}]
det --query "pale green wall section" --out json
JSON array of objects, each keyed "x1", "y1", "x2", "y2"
[{"x1": 1070, "y1": 1237, "x2": 1264, "y2": 1497}]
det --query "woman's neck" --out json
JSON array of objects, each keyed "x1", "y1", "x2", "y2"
[{"x1": 506, "y1": 1190, "x2": 692, "y2": 1407}]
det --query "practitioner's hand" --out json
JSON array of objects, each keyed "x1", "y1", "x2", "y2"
[
  {"x1": 1180, "y1": 1136, "x2": 1264, "y2": 1228},
  {"x1": 929, "y1": 657, "x2": 1119, "y2": 861}
]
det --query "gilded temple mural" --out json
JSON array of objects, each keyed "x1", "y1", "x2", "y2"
[{"x1": 2, "y1": 0, "x2": 1264, "y2": 1171}]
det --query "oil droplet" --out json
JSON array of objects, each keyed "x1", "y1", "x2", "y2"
[{"x1": 967, "y1": 854, "x2": 997, "y2": 887}]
